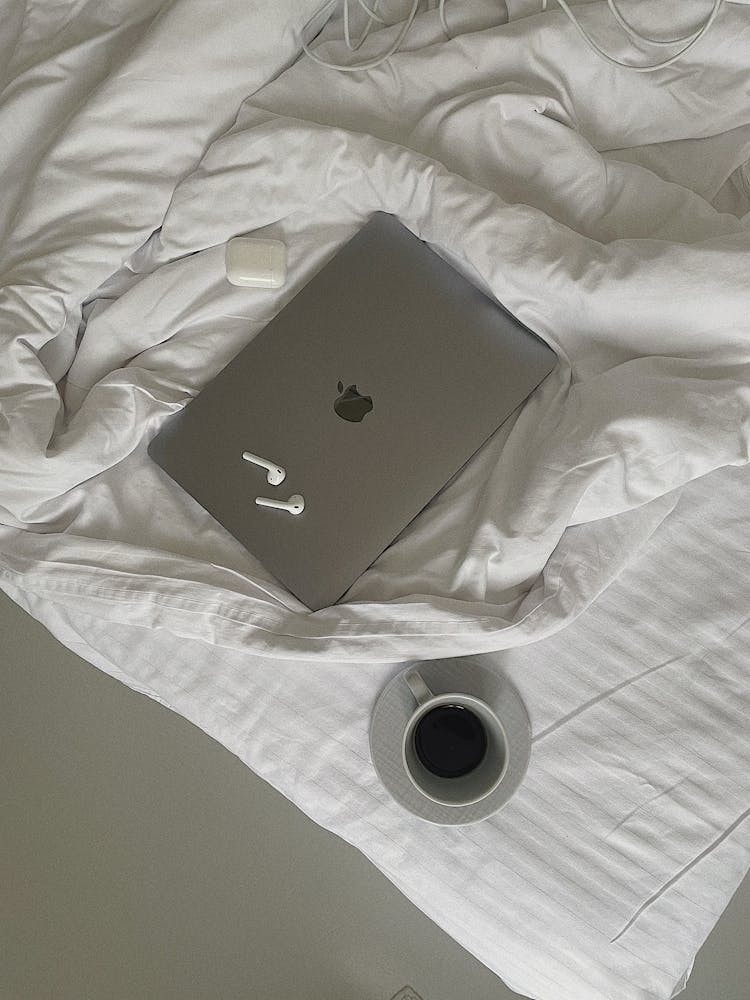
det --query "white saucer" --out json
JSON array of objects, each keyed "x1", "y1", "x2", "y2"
[{"x1": 369, "y1": 656, "x2": 531, "y2": 826}]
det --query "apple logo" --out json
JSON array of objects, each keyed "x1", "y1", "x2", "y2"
[{"x1": 334, "y1": 380, "x2": 373, "y2": 423}]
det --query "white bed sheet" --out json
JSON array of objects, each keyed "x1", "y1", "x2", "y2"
[
  {"x1": 2, "y1": 1, "x2": 750, "y2": 997},
  {"x1": 4, "y1": 459, "x2": 750, "y2": 1000},
  {"x1": 1, "y1": 0, "x2": 750, "y2": 658}
]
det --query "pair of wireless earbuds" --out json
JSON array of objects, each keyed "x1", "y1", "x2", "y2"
[{"x1": 242, "y1": 451, "x2": 305, "y2": 515}]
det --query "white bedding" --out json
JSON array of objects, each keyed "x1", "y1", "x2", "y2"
[
  {"x1": 4, "y1": 460, "x2": 750, "y2": 1000},
  {"x1": 2, "y1": 1, "x2": 750, "y2": 997}
]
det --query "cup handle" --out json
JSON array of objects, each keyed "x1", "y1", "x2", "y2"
[{"x1": 404, "y1": 668, "x2": 433, "y2": 707}]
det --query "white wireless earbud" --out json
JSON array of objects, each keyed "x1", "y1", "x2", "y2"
[
  {"x1": 255, "y1": 494, "x2": 305, "y2": 516},
  {"x1": 242, "y1": 451, "x2": 286, "y2": 486}
]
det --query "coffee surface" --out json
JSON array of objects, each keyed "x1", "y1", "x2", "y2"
[{"x1": 414, "y1": 704, "x2": 488, "y2": 779}]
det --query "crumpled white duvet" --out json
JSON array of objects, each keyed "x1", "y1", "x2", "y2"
[{"x1": 1, "y1": 0, "x2": 750, "y2": 660}]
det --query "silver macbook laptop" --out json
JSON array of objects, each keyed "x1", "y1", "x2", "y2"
[{"x1": 148, "y1": 213, "x2": 556, "y2": 610}]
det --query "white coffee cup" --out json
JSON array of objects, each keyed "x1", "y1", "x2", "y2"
[{"x1": 402, "y1": 668, "x2": 509, "y2": 808}]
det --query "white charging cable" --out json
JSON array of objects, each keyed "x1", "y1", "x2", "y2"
[
  {"x1": 543, "y1": 0, "x2": 725, "y2": 72},
  {"x1": 302, "y1": 0, "x2": 727, "y2": 73},
  {"x1": 302, "y1": 0, "x2": 452, "y2": 71}
]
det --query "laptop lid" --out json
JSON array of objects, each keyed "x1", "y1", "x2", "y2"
[{"x1": 148, "y1": 213, "x2": 556, "y2": 610}]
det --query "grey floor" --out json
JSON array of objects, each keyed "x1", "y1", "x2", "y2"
[{"x1": 2, "y1": 590, "x2": 749, "y2": 1000}]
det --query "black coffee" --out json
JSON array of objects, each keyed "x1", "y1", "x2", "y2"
[{"x1": 414, "y1": 704, "x2": 488, "y2": 779}]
